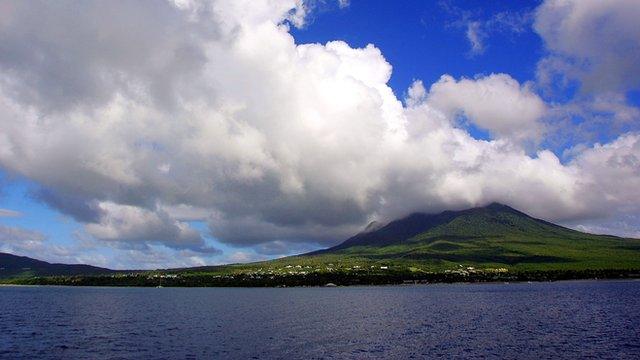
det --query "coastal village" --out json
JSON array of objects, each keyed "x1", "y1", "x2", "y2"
[{"x1": 97, "y1": 263, "x2": 517, "y2": 287}]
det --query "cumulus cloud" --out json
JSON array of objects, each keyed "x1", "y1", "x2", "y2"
[
  {"x1": 405, "y1": 80, "x2": 427, "y2": 107},
  {"x1": 533, "y1": 0, "x2": 640, "y2": 152},
  {"x1": 424, "y1": 74, "x2": 547, "y2": 143},
  {"x1": 0, "y1": 0, "x2": 216, "y2": 112},
  {"x1": 84, "y1": 202, "x2": 219, "y2": 253},
  {"x1": 569, "y1": 134, "x2": 640, "y2": 208},
  {"x1": 534, "y1": 0, "x2": 640, "y2": 94},
  {"x1": 0, "y1": 224, "x2": 87, "y2": 264},
  {"x1": 0, "y1": 225, "x2": 46, "y2": 252},
  {"x1": 0, "y1": 0, "x2": 639, "y2": 260}
]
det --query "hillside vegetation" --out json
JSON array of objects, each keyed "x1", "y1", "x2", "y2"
[
  {"x1": 0, "y1": 253, "x2": 114, "y2": 279},
  {"x1": 299, "y1": 203, "x2": 640, "y2": 271}
]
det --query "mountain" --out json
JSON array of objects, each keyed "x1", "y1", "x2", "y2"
[
  {"x1": 322, "y1": 203, "x2": 574, "y2": 251},
  {"x1": 302, "y1": 202, "x2": 640, "y2": 271},
  {"x1": 0, "y1": 252, "x2": 114, "y2": 279}
]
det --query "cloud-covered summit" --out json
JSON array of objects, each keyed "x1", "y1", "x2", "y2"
[{"x1": 0, "y1": 0, "x2": 638, "y2": 259}]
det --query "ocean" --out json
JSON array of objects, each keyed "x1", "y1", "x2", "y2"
[{"x1": 1, "y1": 280, "x2": 639, "y2": 359}]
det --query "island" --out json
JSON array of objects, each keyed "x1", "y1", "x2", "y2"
[{"x1": 3, "y1": 203, "x2": 640, "y2": 287}]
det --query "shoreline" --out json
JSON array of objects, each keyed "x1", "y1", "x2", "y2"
[
  {"x1": 3, "y1": 268, "x2": 639, "y2": 288},
  {"x1": 1, "y1": 277, "x2": 639, "y2": 289}
]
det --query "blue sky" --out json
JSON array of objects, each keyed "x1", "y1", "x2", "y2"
[
  {"x1": 294, "y1": 1, "x2": 543, "y2": 94},
  {"x1": 1, "y1": 0, "x2": 639, "y2": 269}
]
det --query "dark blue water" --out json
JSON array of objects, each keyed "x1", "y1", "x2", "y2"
[{"x1": 1, "y1": 280, "x2": 639, "y2": 359}]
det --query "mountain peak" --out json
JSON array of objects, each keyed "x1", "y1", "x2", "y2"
[
  {"x1": 303, "y1": 201, "x2": 640, "y2": 271},
  {"x1": 362, "y1": 221, "x2": 383, "y2": 234},
  {"x1": 483, "y1": 202, "x2": 515, "y2": 211},
  {"x1": 319, "y1": 202, "x2": 563, "y2": 254}
]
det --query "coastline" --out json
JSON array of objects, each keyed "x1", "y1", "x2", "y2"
[
  {"x1": 3, "y1": 268, "x2": 639, "y2": 288},
  {"x1": 1, "y1": 277, "x2": 639, "y2": 290}
]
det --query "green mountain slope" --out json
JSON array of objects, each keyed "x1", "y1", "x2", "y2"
[
  {"x1": 0, "y1": 252, "x2": 114, "y2": 279},
  {"x1": 300, "y1": 203, "x2": 640, "y2": 271}
]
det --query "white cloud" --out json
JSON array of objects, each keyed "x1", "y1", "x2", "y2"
[
  {"x1": 0, "y1": 0, "x2": 638, "y2": 260},
  {"x1": 533, "y1": 0, "x2": 640, "y2": 155},
  {"x1": 546, "y1": 92, "x2": 640, "y2": 147},
  {"x1": 424, "y1": 74, "x2": 547, "y2": 144},
  {"x1": 0, "y1": 224, "x2": 93, "y2": 265},
  {"x1": 465, "y1": 21, "x2": 486, "y2": 56},
  {"x1": 84, "y1": 202, "x2": 219, "y2": 253},
  {"x1": 534, "y1": 0, "x2": 640, "y2": 93},
  {"x1": 568, "y1": 134, "x2": 640, "y2": 208},
  {"x1": 0, "y1": 225, "x2": 46, "y2": 253},
  {"x1": 337, "y1": 0, "x2": 350, "y2": 9},
  {"x1": 405, "y1": 80, "x2": 427, "y2": 107}
]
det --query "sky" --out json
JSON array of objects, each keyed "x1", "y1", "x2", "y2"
[{"x1": 1, "y1": 0, "x2": 639, "y2": 269}]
